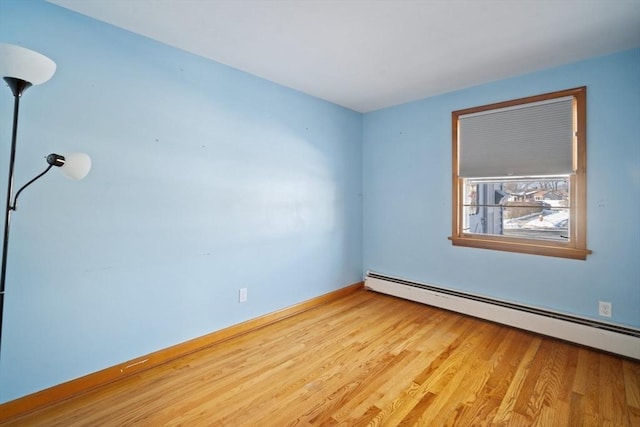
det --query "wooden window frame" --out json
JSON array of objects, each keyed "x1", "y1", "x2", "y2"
[{"x1": 450, "y1": 87, "x2": 591, "y2": 260}]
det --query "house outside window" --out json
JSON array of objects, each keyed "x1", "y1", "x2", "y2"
[{"x1": 450, "y1": 87, "x2": 591, "y2": 260}]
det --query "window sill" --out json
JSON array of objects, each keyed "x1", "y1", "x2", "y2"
[{"x1": 449, "y1": 235, "x2": 592, "y2": 260}]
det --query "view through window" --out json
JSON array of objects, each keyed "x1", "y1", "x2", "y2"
[{"x1": 463, "y1": 177, "x2": 569, "y2": 241}]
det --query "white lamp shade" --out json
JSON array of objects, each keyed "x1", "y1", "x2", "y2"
[
  {"x1": 60, "y1": 153, "x2": 91, "y2": 180},
  {"x1": 0, "y1": 43, "x2": 56, "y2": 85}
]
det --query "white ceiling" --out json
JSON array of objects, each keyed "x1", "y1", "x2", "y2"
[{"x1": 47, "y1": 0, "x2": 640, "y2": 112}]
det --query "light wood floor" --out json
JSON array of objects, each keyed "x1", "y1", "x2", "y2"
[{"x1": 4, "y1": 290, "x2": 639, "y2": 426}]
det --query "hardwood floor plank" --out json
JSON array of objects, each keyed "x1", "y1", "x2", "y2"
[
  {"x1": 492, "y1": 336, "x2": 543, "y2": 425},
  {"x1": 3, "y1": 290, "x2": 638, "y2": 426},
  {"x1": 396, "y1": 391, "x2": 437, "y2": 426},
  {"x1": 572, "y1": 348, "x2": 590, "y2": 395},
  {"x1": 557, "y1": 346, "x2": 580, "y2": 403},
  {"x1": 582, "y1": 348, "x2": 603, "y2": 425},
  {"x1": 417, "y1": 323, "x2": 508, "y2": 424},
  {"x1": 527, "y1": 342, "x2": 570, "y2": 422},
  {"x1": 511, "y1": 339, "x2": 557, "y2": 421},
  {"x1": 599, "y1": 354, "x2": 631, "y2": 426},
  {"x1": 445, "y1": 328, "x2": 531, "y2": 426},
  {"x1": 623, "y1": 360, "x2": 640, "y2": 409},
  {"x1": 550, "y1": 399, "x2": 572, "y2": 427},
  {"x1": 629, "y1": 406, "x2": 640, "y2": 427},
  {"x1": 569, "y1": 391, "x2": 586, "y2": 427}
]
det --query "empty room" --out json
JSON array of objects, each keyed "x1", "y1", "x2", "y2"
[{"x1": 0, "y1": 0, "x2": 639, "y2": 425}]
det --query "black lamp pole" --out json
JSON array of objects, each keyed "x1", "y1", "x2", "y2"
[
  {"x1": 0, "y1": 77, "x2": 32, "y2": 358},
  {"x1": 0, "y1": 78, "x2": 66, "y2": 358}
]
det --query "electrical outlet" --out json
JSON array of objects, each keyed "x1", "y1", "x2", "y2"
[
  {"x1": 239, "y1": 288, "x2": 248, "y2": 303},
  {"x1": 598, "y1": 301, "x2": 612, "y2": 318}
]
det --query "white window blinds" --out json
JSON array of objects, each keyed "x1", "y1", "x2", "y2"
[{"x1": 458, "y1": 96, "x2": 575, "y2": 178}]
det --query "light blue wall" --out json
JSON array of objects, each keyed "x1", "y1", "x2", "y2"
[
  {"x1": 363, "y1": 48, "x2": 640, "y2": 329},
  {"x1": 0, "y1": 1, "x2": 362, "y2": 402}
]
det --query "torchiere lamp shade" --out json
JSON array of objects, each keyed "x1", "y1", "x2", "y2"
[{"x1": 0, "y1": 43, "x2": 56, "y2": 85}]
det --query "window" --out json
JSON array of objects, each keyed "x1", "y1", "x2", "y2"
[{"x1": 450, "y1": 87, "x2": 591, "y2": 260}]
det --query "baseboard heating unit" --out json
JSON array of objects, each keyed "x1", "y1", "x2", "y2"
[{"x1": 364, "y1": 271, "x2": 640, "y2": 360}]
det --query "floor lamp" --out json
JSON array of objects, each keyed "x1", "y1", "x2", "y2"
[{"x1": 0, "y1": 43, "x2": 92, "y2": 359}]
